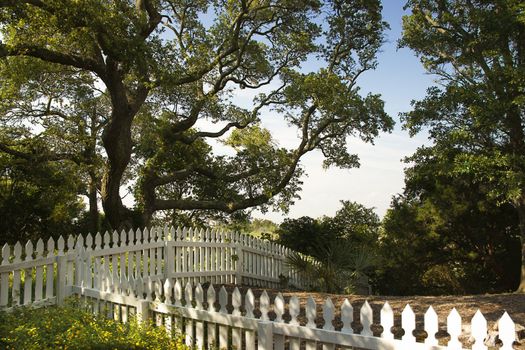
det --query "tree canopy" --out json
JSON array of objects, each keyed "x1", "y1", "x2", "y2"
[
  {"x1": 0, "y1": 0, "x2": 392, "y2": 231},
  {"x1": 378, "y1": 147, "x2": 521, "y2": 295},
  {"x1": 401, "y1": 0, "x2": 525, "y2": 292}
]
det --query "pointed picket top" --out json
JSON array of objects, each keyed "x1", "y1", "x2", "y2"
[
  {"x1": 447, "y1": 308, "x2": 462, "y2": 349},
  {"x1": 147, "y1": 227, "x2": 154, "y2": 242},
  {"x1": 151, "y1": 227, "x2": 159, "y2": 242},
  {"x1": 245, "y1": 289, "x2": 255, "y2": 318},
  {"x1": 274, "y1": 293, "x2": 285, "y2": 323},
  {"x1": 424, "y1": 306, "x2": 439, "y2": 345},
  {"x1": 360, "y1": 300, "x2": 373, "y2": 336},
  {"x1": 103, "y1": 231, "x2": 111, "y2": 249},
  {"x1": 306, "y1": 296, "x2": 317, "y2": 328},
  {"x1": 86, "y1": 233, "x2": 93, "y2": 252},
  {"x1": 136, "y1": 277, "x2": 144, "y2": 299},
  {"x1": 232, "y1": 287, "x2": 242, "y2": 316},
  {"x1": 24, "y1": 240, "x2": 34, "y2": 261},
  {"x1": 219, "y1": 286, "x2": 228, "y2": 313},
  {"x1": 204, "y1": 228, "x2": 211, "y2": 242},
  {"x1": 185, "y1": 282, "x2": 193, "y2": 307},
  {"x1": 92, "y1": 232, "x2": 101, "y2": 249},
  {"x1": 46, "y1": 237, "x2": 55, "y2": 257},
  {"x1": 55, "y1": 235, "x2": 64, "y2": 254},
  {"x1": 1, "y1": 244, "x2": 10, "y2": 265},
  {"x1": 195, "y1": 283, "x2": 204, "y2": 310},
  {"x1": 163, "y1": 278, "x2": 173, "y2": 304},
  {"x1": 163, "y1": 226, "x2": 169, "y2": 241},
  {"x1": 289, "y1": 296, "x2": 300, "y2": 325},
  {"x1": 134, "y1": 228, "x2": 142, "y2": 244},
  {"x1": 174, "y1": 280, "x2": 182, "y2": 306},
  {"x1": 67, "y1": 234, "x2": 75, "y2": 251},
  {"x1": 145, "y1": 276, "x2": 153, "y2": 301},
  {"x1": 126, "y1": 229, "x2": 134, "y2": 247},
  {"x1": 323, "y1": 297, "x2": 335, "y2": 331},
  {"x1": 13, "y1": 241, "x2": 22, "y2": 263},
  {"x1": 35, "y1": 239, "x2": 44, "y2": 258},
  {"x1": 119, "y1": 229, "x2": 126, "y2": 246},
  {"x1": 143, "y1": 227, "x2": 150, "y2": 243},
  {"x1": 471, "y1": 310, "x2": 487, "y2": 350},
  {"x1": 401, "y1": 304, "x2": 416, "y2": 342},
  {"x1": 77, "y1": 234, "x2": 85, "y2": 251},
  {"x1": 498, "y1": 312, "x2": 516, "y2": 350},
  {"x1": 169, "y1": 226, "x2": 176, "y2": 241},
  {"x1": 188, "y1": 227, "x2": 195, "y2": 242},
  {"x1": 381, "y1": 302, "x2": 394, "y2": 339},
  {"x1": 153, "y1": 278, "x2": 162, "y2": 302},
  {"x1": 177, "y1": 227, "x2": 183, "y2": 241},
  {"x1": 259, "y1": 290, "x2": 270, "y2": 321},
  {"x1": 207, "y1": 284, "x2": 216, "y2": 312},
  {"x1": 112, "y1": 230, "x2": 119, "y2": 248}
]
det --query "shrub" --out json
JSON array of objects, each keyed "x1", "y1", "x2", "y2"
[{"x1": 0, "y1": 299, "x2": 188, "y2": 350}]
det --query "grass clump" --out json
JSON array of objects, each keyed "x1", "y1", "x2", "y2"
[{"x1": 0, "y1": 299, "x2": 188, "y2": 349}]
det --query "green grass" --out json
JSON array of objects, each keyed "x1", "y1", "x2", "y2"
[{"x1": 0, "y1": 298, "x2": 189, "y2": 350}]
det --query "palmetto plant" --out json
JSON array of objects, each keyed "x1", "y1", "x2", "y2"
[{"x1": 286, "y1": 239, "x2": 377, "y2": 294}]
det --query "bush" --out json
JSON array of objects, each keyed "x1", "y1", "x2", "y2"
[{"x1": 0, "y1": 299, "x2": 188, "y2": 350}]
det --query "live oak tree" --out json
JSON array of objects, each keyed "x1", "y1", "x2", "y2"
[
  {"x1": 0, "y1": 0, "x2": 392, "y2": 229},
  {"x1": 401, "y1": 0, "x2": 525, "y2": 291}
]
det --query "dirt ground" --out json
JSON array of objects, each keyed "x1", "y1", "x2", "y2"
[{"x1": 218, "y1": 284, "x2": 525, "y2": 349}]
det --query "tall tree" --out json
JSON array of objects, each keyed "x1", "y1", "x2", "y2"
[
  {"x1": 0, "y1": 0, "x2": 392, "y2": 230},
  {"x1": 401, "y1": 0, "x2": 525, "y2": 291}
]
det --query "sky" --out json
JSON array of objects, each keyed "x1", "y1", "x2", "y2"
[{"x1": 249, "y1": 1, "x2": 437, "y2": 223}]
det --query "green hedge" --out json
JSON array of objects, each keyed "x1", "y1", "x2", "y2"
[{"x1": 0, "y1": 299, "x2": 188, "y2": 349}]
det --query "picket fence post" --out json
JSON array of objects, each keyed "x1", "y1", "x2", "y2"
[
  {"x1": 137, "y1": 299, "x2": 150, "y2": 324},
  {"x1": 257, "y1": 320, "x2": 273, "y2": 350}
]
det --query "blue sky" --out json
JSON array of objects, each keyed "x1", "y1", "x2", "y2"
[{"x1": 251, "y1": 0, "x2": 436, "y2": 222}]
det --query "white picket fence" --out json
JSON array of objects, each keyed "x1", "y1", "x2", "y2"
[
  {"x1": 0, "y1": 226, "x2": 303, "y2": 309},
  {"x1": 75, "y1": 263, "x2": 519, "y2": 350},
  {"x1": 0, "y1": 226, "x2": 520, "y2": 349}
]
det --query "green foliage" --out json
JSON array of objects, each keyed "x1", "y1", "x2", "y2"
[
  {"x1": 0, "y1": 300, "x2": 187, "y2": 349},
  {"x1": 277, "y1": 201, "x2": 381, "y2": 257},
  {"x1": 377, "y1": 148, "x2": 521, "y2": 295},
  {"x1": 0, "y1": 153, "x2": 85, "y2": 244},
  {"x1": 0, "y1": 0, "x2": 392, "y2": 228},
  {"x1": 278, "y1": 201, "x2": 380, "y2": 293},
  {"x1": 401, "y1": 0, "x2": 525, "y2": 291}
]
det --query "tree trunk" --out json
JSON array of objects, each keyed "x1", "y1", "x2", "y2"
[
  {"x1": 515, "y1": 198, "x2": 525, "y2": 293},
  {"x1": 88, "y1": 169, "x2": 99, "y2": 234},
  {"x1": 101, "y1": 111, "x2": 134, "y2": 230}
]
